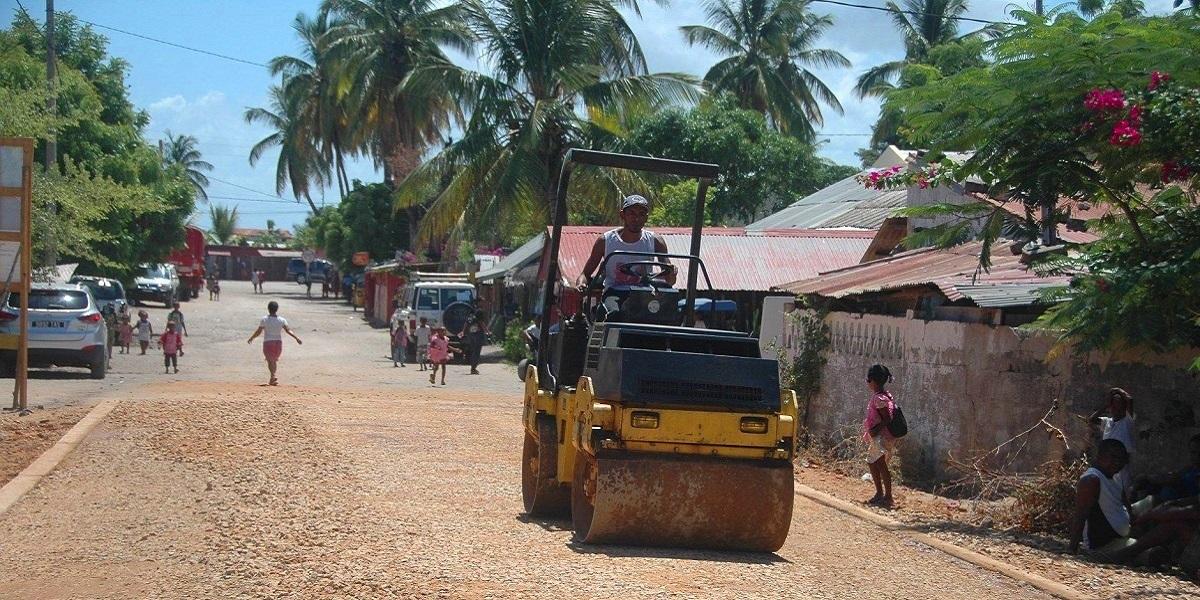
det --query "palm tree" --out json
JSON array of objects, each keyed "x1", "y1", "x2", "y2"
[
  {"x1": 393, "y1": 0, "x2": 700, "y2": 244},
  {"x1": 680, "y1": 0, "x2": 849, "y2": 139},
  {"x1": 244, "y1": 85, "x2": 330, "y2": 213},
  {"x1": 208, "y1": 205, "x2": 239, "y2": 245},
  {"x1": 269, "y1": 12, "x2": 356, "y2": 199},
  {"x1": 321, "y1": 0, "x2": 473, "y2": 185},
  {"x1": 853, "y1": 0, "x2": 969, "y2": 98},
  {"x1": 319, "y1": 0, "x2": 475, "y2": 244},
  {"x1": 161, "y1": 131, "x2": 214, "y2": 202}
]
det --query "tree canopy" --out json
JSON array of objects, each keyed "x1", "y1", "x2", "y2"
[
  {"x1": 0, "y1": 9, "x2": 195, "y2": 279},
  {"x1": 630, "y1": 94, "x2": 857, "y2": 225}
]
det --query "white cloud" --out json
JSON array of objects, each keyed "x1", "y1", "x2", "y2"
[{"x1": 149, "y1": 94, "x2": 187, "y2": 112}]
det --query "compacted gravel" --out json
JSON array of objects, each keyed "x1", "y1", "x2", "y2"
[{"x1": 0, "y1": 282, "x2": 1089, "y2": 598}]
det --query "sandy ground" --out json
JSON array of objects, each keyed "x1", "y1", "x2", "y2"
[{"x1": 0, "y1": 281, "x2": 1188, "y2": 598}]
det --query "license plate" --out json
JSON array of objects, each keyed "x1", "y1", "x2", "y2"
[{"x1": 33, "y1": 321, "x2": 66, "y2": 329}]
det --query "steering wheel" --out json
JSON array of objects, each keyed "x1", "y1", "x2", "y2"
[{"x1": 616, "y1": 261, "x2": 675, "y2": 287}]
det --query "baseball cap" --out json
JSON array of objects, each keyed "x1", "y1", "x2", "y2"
[{"x1": 621, "y1": 194, "x2": 649, "y2": 210}]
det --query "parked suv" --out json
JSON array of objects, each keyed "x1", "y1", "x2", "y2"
[
  {"x1": 0, "y1": 283, "x2": 108, "y2": 379},
  {"x1": 70, "y1": 275, "x2": 128, "y2": 314},
  {"x1": 287, "y1": 258, "x2": 332, "y2": 285},
  {"x1": 131, "y1": 263, "x2": 179, "y2": 306}
]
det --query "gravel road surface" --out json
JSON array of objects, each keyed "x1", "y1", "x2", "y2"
[{"x1": 0, "y1": 281, "x2": 1055, "y2": 599}]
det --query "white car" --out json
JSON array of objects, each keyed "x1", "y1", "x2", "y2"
[
  {"x1": 0, "y1": 283, "x2": 109, "y2": 379},
  {"x1": 131, "y1": 263, "x2": 179, "y2": 307}
]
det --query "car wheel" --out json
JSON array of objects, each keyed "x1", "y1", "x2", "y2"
[
  {"x1": 295, "y1": 274, "x2": 306, "y2": 285},
  {"x1": 89, "y1": 349, "x2": 107, "y2": 380}
]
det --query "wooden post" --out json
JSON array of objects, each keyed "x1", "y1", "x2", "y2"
[{"x1": 0, "y1": 138, "x2": 34, "y2": 411}]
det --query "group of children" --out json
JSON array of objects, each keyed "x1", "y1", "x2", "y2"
[
  {"x1": 390, "y1": 316, "x2": 458, "y2": 386},
  {"x1": 113, "y1": 304, "x2": 188, "y2": 374}
]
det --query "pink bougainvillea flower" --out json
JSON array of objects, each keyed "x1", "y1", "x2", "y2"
[
  {"x1": 1149, "y1": 71, "x2": 1170, "y2": 91},
  {"x1": 1109, "y1": 120, "x2": 1142, "y2": 147},
  {"x1": 1084, "y1": 88, "x2": 1126, "y2": 112},
  {"x1": 1161, "y1": 161, "x2": 1192, "y2": 183},
  {"x1": 917, "y1": 178, "x2": 929, "y2": 190},
  {"x1": 1128, "y1": 104, "x2": 1143, "y2": 125}
]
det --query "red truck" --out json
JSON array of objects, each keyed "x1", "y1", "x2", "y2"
[{"x1": 167, "y1": 224, "x2": 206, "y2": 301}]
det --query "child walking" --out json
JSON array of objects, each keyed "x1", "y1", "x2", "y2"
[
  {"x1": 415, "y1": 317, "x2": 431, "y2": 372},
  {"x1": 391, "y1": 318, "x2": 409, "y2": 368},
  {"x1": 134, "y1": 310, "x2": 154, "y2": 355},
  {"x1": 247, "y1": 301, "x2": 303, "y2": 386},
  {"x1": 159, "y1": 321, "x2": 184, "y2": 374},
  {"x1": 863, "y1": 364, "x2": 897, "y2": 507},
  {"x1": 118, "y1": 307, "x2": 133, "y2": 354},
  {"x1": 427, "y1": 326, "x2": 457, "y2": 385}
]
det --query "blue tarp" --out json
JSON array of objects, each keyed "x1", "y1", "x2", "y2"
[{"x1": 678, "y1": 298, "x2": 737, "y2": 313}]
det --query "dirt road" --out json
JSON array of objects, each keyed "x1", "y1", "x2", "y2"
[{"x1": 0, "y1": 282, "x2": 1053, "y2": 599}]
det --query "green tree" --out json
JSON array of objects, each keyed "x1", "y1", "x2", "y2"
[
  {"x1": 680, "y1": 0, "x2": 848, "y2": 139},
  {"x1": 245, "y1": 85, "x2": 329, "y2": 213},
  {"x1": 321, "y1": 0, "x2": 473, "y2": 244},
  {"x1": 853, "y1": 0, "x2": 972, "y2": 98},
  {"x1": 872, "y1": 12, "x2": 1200, "y2": 365},
  {"x1": 394, "y1": 0, "x2": 700, "y2": 245},
  {"x1": 269, "y1": 11, "x2": 355, "y2": 199},
  {"x1": 160, "y1": 130, "x2": 213, "y2": 202},
  {"x1": 208, "y1": 205, "x2": 239, "y2": 245},
  {"x1": 302, "y1": 182, "x2": 410, "y2": 269},
  {"x1": 630, "y1": 94, "x2": 857, "y2": 224},
  {"x1": 1, "y1": 9, "x2": 194, "y2": 278}
]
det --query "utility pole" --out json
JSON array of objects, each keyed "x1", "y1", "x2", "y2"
[
  {"x1": 1035, "y1": 0, "x2": 1043, "y2": 15},
  {"x1": 43, "y1": 0, "x2": 59, "y2": 268}
]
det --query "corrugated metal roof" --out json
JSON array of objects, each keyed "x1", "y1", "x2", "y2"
[
  {"x1": 777, "y1": 240, "x2": 1072, "y2": 307},
  {"x1": 747, "y1": 174, "x2": 907, "y2": 231},
  {"x1": 546, "y1": 226, "x2": 875, "y2": 292},
  {"x1": 477, "y1": 232, "x2": 545, "y2": 282}
]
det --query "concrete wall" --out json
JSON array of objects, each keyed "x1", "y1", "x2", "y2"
[{"x1": 772, "y1": 309, "x2": 1200, "y2": 483}]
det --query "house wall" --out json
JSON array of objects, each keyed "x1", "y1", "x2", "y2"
[{"x1": 774, "y1": 309, "x2": 1200, "y2": 483}]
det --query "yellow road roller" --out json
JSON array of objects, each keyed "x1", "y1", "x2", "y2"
[{"x1": 520, "y1": 149, "x2": 799, "y2": 552}]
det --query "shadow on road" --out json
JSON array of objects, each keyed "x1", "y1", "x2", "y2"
[
  {"x1": 23, "y1": 370, "x2": 95, "y2": 381},
  {"x1": 565, "y1": 540, "x2": 790, "y2": 564},
  {"x1": 515, "y1": 514, "x2": 572, "y2": 533}
]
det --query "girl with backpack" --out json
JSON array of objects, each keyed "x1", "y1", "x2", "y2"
[{"x1": 864, "y1": 364, "x2": 898, "y2": 507}]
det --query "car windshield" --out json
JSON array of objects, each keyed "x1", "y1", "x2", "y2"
[
  {"x1": 8, "y1": 290, "x2": 89, "y2": 310},
  {"x1": 76, "y1": 280, "x2": 122, "y2": 300},
  {"x1": 440, "y1": 288, "x2": 474, "y2": 307},
  {"x1": 142, "y1": 265, "x2": 170, "y2": 279}
]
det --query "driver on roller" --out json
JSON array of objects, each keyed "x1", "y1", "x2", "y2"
[{"x1": 578, "y1": 194, "x2": 677, "y2": 291}]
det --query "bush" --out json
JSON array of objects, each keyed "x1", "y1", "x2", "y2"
[{"x1": 501, "y1": 321, "x2": 529, "y2": 364}]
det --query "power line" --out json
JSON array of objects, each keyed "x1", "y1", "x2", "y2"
[
  {"x1": 14, "y1": 0, "x2": 269, "y2": 68},
  {"x1": 810, "y1": 0, "x2": 1019, "y2": 26},
  {"x1": 207, "y1": 175, "x2": 286, "y2": 200},
  {"x1": 207, "y1": 194, "x2": 308, "y2": 205}
]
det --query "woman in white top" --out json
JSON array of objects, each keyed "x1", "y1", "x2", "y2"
[{"x1": 247, "y1": 301, "x2": 303, "y2": 386}]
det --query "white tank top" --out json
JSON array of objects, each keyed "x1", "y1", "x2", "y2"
[
  {"x1": 602, "y1": 228, "x2": 658, "y2": 288},
  {"x1": 1081, "y1": 466, "x2": 1130, "y2": 545}
]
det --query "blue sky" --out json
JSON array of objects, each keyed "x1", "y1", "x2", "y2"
[{"x1": 2, "y1": 0, "x2": 1179, "y2": 232}]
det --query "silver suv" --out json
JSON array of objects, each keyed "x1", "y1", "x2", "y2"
[{"x1": 0, "y1": 283, "x2": 109, "y2": 379}]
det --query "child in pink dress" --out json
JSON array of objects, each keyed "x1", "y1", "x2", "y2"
[
  {"x1": 158, "y1": 322, "x2": 184, "y2": 374},
  {"x1": 427, "y1": 327, "x2": 457, "y2": 385},
  {"x1": 863, "y1": 364, "x2": 896, "y2": 507}
]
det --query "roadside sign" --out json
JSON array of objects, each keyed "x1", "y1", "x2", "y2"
[
  {"x1": 0, "y1": 138, "x2": 33, "y2": 412},
  {"x1": 302, "y1": 249, "x2": 315, "y2": 264},
  {"x1": 352, "y1": 251, "x2": 370, "y2": 267}
]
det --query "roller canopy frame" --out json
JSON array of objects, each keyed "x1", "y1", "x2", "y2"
[{"x1": 536, "y1": 149, "x2": 719, "y2": 391}]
